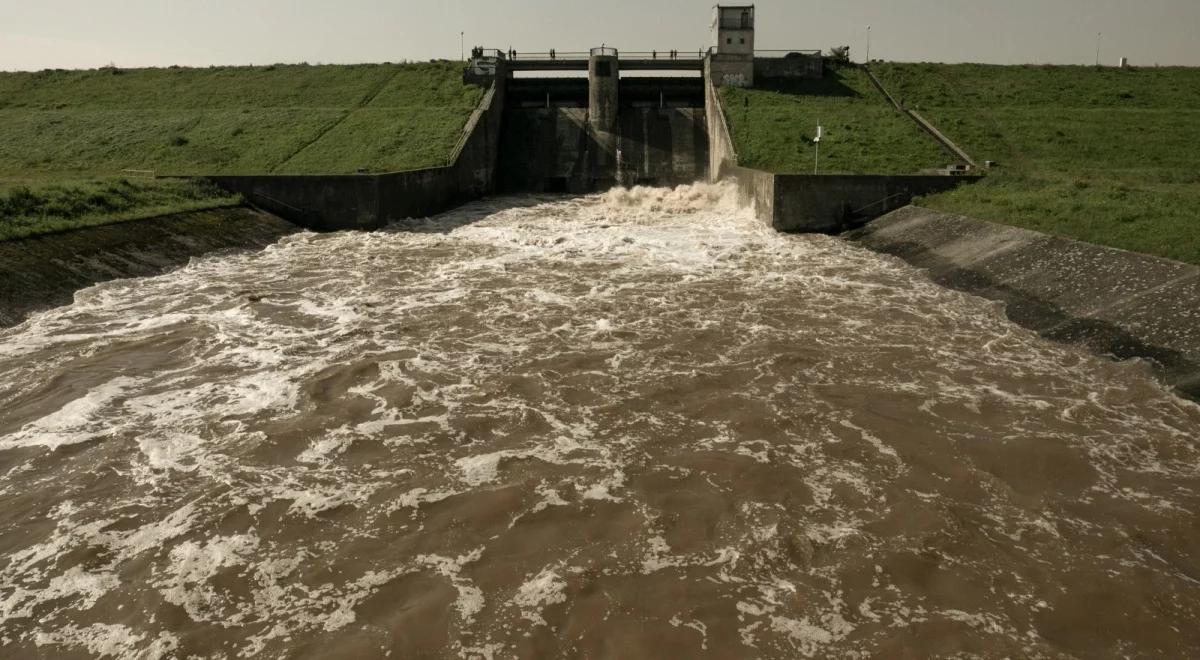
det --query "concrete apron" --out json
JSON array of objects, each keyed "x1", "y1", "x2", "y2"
[{"x1": 848, "y1": 205, "x2": 1200, "y2": 401}]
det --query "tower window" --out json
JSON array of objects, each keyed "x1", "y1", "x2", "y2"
[
  {"x1": 739, "y1": 38, "x2": 745, "y2": 44},
  {"x1": 726, "y1": 38, "x2": 732, "y2": 45}
]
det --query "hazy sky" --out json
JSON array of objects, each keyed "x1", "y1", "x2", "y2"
[{"x1": 2, "y1": 0, "x2": 1199, "y2": 71}]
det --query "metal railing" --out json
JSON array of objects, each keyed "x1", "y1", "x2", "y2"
[
  {"x1": 506, "y1": 50, "x2": 591, "y2": 60},
  {"x1": 852, "y1": 193, "x2": 909, "y2": 217},
  {"x1": 621, "y1": 50, "x2": 708, "y2": 60}
]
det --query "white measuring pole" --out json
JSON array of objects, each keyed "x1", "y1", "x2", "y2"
[{"x1": 813, "y1": 123, "x2": 823, "y2": 174}]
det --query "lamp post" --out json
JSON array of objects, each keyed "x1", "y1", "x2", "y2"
[
  {"x1": 1095, "y1": 32, "x2": 1101, "y2": 67},
  {"x1": 461, "y1": 32, "x2": 465, "y2": 62},
  {"x1": 866, "y1": 25, "x2": 871, "y2": 64}
]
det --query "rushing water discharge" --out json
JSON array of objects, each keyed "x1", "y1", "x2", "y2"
[{"x1": 1, "y1": 184, "x2": 1199, "y2": 658}]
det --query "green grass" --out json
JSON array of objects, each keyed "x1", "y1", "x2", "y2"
[
  {"x1": 871, "y1": 63, "x2": 1200, "y2": 264},
  {"x1": 0, "y1": 61, "x2": 484, "y2": 240},
  {"x1": 720, "y1": 64, "x2": 951, "y2": 174},
  {"x1": 0, "y1": 178, "x2": 240, "y2": 241},
  {"x1": 0, "y1": 61, "x2": 483, "y2": 176}
]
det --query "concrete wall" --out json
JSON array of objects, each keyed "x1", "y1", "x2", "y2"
[
  {"x1": 707, "y1": 56, "x2": 755, "y2": 88},
  {"x1": 0, "y1": 207, "x2": 298, "y2": 328},
  {"x1": 704, "y1": 78, "x2": 739, "y2": 181},
  {"x1": 498, "y1": 108, "x2": 592, "y2": 193},
  {"x1": 723, "y1": 167, "x2": 971, "y2": 233},
  {"x1": 754, "y1": 56, "x2": 824, "y2": 80},
  {"x1": 500, "y1": 104, "x2": 708, "y2": 193},
  {"x1": 618, "y1": 108, "x2": 708, "y2": 186},
  {"x1": 770, "y1": 174, "x2": 969, "y2": 232},
  {"x1": 726, "y1": 165, "x2": 775, "y2": 227},
  {"x1": 211, "y1": 77, "x2": 506, "y2": 231},
  {"x1": 850, "y1": 206, "x2": 1200, "y2": 400}
]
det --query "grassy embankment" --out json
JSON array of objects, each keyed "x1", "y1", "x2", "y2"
[
  {"x1": 720, "y1": 64, "x2": 951, "y2": 175},
  {"x1": 0, "y1": 61, "x2": 482, "y2": 239},
  {"x1": 869, "y1": 63, "x2": 1200, "y2": 265}
]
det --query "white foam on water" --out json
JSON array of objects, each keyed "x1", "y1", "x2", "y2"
[
  {"x1": 0, "y1": 183, "x2": 1199, "y2": 657},
  {"x1": 0, "y1": 377, "x2": 143, "y2": 451},
  {"x1": 511, "y1": 566, "x2": 568, "y2": 626},
  {"x1": 418, "y1": 549, "x2": 486, "y2": 622},
  {"x1": 34, "y1": 624, "x2": 178, "y2": 660}
]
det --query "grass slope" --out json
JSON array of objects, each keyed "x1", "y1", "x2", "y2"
[
  {"x1": 871, "y1": 63, "x2": 1200, "y2": 264},
  {"x1": 0, "y1": 61, "x2": 483, "y2": 239},
  {"x1": 0, "y1": 61, "x2": 481, "y2": 177},
  {"x1": 720, "y1": 65, "x2": 950, "y2": 174},
  {"x1": 0, "y1": 178, "x2": 239, "y2": 241}
]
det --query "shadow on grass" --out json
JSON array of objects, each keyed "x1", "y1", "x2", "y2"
[{"x1": 752, "y1": 67, "x2": 862, "y2": 98}]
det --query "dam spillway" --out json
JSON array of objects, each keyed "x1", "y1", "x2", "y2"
[
  {"x1": 496, "y1": 48, "x2": 710, "y2": 194},
  {"x1": 1, "y1": 184, "x2": 1199, "y2": 657}
]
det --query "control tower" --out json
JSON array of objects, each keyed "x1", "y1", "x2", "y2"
[{"x1": 708, "y1": 5, "x2": 755, "y2": 87}]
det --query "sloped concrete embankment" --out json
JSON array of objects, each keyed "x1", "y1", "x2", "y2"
[
  {"x1": 0, "y1": 207, "x2": 297, "y2": 328},
  {"x1": 850, "y1": 206, "x2": 1200, "y2": 399}
]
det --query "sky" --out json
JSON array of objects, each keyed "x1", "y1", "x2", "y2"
[{"x1": 2, "y1": 0, "x2": 1199, "y2": 71}]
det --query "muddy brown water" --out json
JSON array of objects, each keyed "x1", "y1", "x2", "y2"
[{"x1": 1, "y1": 185, "x2": 1198, "y2": 659}]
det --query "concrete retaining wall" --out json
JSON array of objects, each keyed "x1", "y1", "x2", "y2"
[
  {"x1": 705, "y1": 75, "x2": 969, "y2": 232},
  {"x1": 724, "y1": 167, "x2": 971, "y2": 233},
  {"x1": 704, "y1": 79, "x2": 739, "y2": 181},
  {"x1": 211, "y1": 79, "x2": 506, "y2": 231},
  {"x1": 0, "y1": 207, "x2": 298, "y2": 328},
  {"x1": 770, "y1": 174, "x2": 969, "y2": 232},
  {"x1": 850, "y1": 206, "x2": 1200, "y2": 399},
  {"x1": 754, "y1": 56, "x2": 823, "y2": 80}
]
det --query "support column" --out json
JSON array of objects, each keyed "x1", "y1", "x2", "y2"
[{"x1": 588, "y1": 47, "x2": 620, "y2": 188}]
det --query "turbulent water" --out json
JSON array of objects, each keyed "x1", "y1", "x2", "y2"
[{"x1": 1, "y1": 184, "x2": 1198, "y2": 659}]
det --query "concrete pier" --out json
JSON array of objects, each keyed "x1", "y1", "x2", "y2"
[{"x1": 588, "y1": 47, "x2": 621, "y2": 187}]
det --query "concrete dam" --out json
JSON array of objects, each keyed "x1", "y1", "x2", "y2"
[
  {"x1": 4, "y1": 7, "x2": 1200, "y2": 660},
  {"x1": 496, "y1": 49, "x2": 709, "y2": 193}
]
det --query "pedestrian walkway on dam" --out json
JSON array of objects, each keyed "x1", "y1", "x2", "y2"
[{"x1": 500, "y1": 48, "x2": 707, "y2": 72}]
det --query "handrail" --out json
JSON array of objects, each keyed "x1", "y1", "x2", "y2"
[
  {"x1": 508, "y1": 51, "x2": 591, "y2": 60},
  {"x1": 504, "y1": 49, "x2": 709, "y2": 61},
  {"x1": 852, "y1": 192, "x2": 908, "y2": 217},
  {"x1": 706, "y1": 77, "x2": 739, "y2": 170},
  {"x1": 621, "y1": 51, "x2": 707, "y2": 60},
  {"x1": 861, "y1": 65, "x2": 980, "y2": 169},
  {"x1": 245, "y1": 190, "x2": 308, "y2": 217},
  {"x1": 448, "y1": 83, "x2": 496, "y2": 165}
]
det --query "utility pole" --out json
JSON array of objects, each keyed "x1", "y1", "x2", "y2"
[
  {"x1": 866, "y1": 25, "x2": 871, "y2": 64},
  {"x1": 1095, "y1": 32, "x2": 1101, "y2": 67},
  {"x1": 461, "y1": 32, "x2": 465, "y2": 62}
]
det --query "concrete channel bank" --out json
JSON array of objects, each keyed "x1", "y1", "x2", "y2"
[
  {"x1": 704, "y1": 74, "x2": 971, "y2": 232},
  {"x1": 850, "y1": 206, "x2": 1200, "y2": 400},
  {"x1": 0, "y1": 207, "x2": 298, "y2": 328}
]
